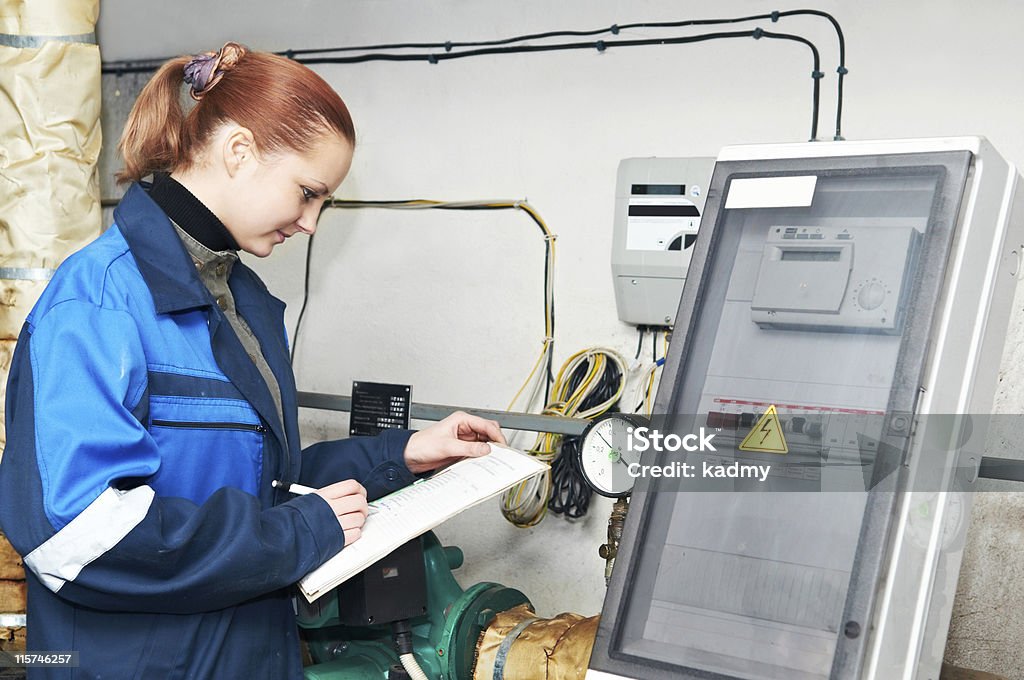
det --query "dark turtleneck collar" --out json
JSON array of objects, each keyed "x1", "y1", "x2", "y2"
[{"x1": 148, "y1": 173, "x2": 239, "y2": 252}]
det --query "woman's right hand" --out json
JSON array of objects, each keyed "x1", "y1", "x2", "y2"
[{"x1": 314, "y1": 479, "x2": 368, "y2": 546}]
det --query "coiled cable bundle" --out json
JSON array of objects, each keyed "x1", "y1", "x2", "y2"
[{"x1": 501, "y1": 348, "x2": 626, "y2": 526}]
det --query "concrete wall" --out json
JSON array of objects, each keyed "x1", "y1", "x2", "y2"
[{"x1": 96, "y1": 1, "x2": 1024, "y2": 675}]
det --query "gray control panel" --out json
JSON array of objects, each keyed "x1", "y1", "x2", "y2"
[
  {"x1": 611, "y1": 157, "x2": 716, "y2": 326},
  {"x1": 751, "y1": 225, "x2": 920, "y2": 333},
  {"x1": 588, "y1": 137, "x2": 1024, "y2": 680}
]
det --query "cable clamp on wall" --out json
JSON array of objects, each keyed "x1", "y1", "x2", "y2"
[
  {"x1": 811, "y1": 70, "x2": 824, "y2": 80},
  {"x1": 837, "y1": 66, "x2": 849, "y2": 75},
  {"x1": 0, "y1": 267, "x2": 56, "y2": 281},
  {"x1": 0, "y1": 32, "x2": 96, "y2": 47},
  {"x1": 752, "y1": 27, "x2": 764, "y2": 40},
  {"x1": 544, "y1": 233, "x2": 558, "y2": 242},
  {"x1": 770, "y1": 11, "x2": 780, "y2": 22},
  {"x1": 595, "y1": 40, "x2": 607, "y2": 52}
]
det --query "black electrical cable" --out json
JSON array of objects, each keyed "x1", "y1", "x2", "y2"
[
  {"x1": 282, "y1": 11, "x2": 828, "y2": 59},
  {"x1": 296, "y1": 30, "x2": 822, "y2": 140},
  {"x1": 548, "y1": 356, "x2": 624, "y2": 519},
  {"x1": 101, "y1": 60, "x2": 166, "y2": 75},
  {"x1": 634, "y1": 326, "x2": 646, "y2": 361},
  {"x1": 545, "y1": 241, "x2": 556, "y2": 389},
  {"x1": 773, "y1": 9, "x2": 846, "y2": 140},
  {"x1": 101, "y1": 28, "x2": 765, "y2": 69},
  {"x1": 290, "y1": 231, "x2": 317, "y2": 364},
  {"x1": 278, "y1": 10, "x2": 844, "y2": 139},
  {"x1": 283, "y1": 17, "x2": 759, "y2": 56},
  {"x1": 412, "y1": 205, "x2": 554, "y2": 387},
  {"x1": 609, "y1": 11, "x2": 843, "y2": 139},
  {"x1": 102, "y1": 15, "x2": 837, "y2": 139},
  {"x1": 754, "y1": 31, "x2": 821, "y2": 141},
  {"x1": 283, "y1": 26, "x2": 618, "y2": 56},
  {"x1": 548, "y1": 438, "x2": 591, "y2": 519},
  {"x1": 564, "y1": 356, "x2": 622, "y2": 406}
]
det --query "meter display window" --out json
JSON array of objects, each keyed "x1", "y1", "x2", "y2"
[{"x1": 595, "y1": 153, "x2": 972, "y2": 680}]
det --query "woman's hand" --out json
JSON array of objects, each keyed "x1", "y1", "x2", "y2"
[
  {"x1": 314, "y1": 479, "x2": 368, "y2": 546},
  {"x1": 404, "y1": 411, "x2": 507, "y2": 474}
]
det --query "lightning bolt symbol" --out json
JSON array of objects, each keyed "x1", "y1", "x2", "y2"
[{"x1": 759, "y1": 420, "x2": 772, "y2": 444}]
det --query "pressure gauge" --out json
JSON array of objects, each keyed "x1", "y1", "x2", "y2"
[{"x1": 578, "y1": 413, "x2": 649, "y2": 497}]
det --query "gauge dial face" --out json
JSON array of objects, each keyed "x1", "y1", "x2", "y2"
[{"x1": 579, "y1": 415, "x2": 645, "y2": 497}]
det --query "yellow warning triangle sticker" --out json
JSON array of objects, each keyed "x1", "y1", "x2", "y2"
[{"x1": 739, "y1": 405, "x2": 788, "y2": 454}]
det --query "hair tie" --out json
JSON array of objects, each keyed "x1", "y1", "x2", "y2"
[{"x1": 183, "y1": 41, "x2": 248, "y2": 101}]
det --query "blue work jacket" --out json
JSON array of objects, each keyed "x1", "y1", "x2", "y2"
[{"x1": 0, "y1": 183, "x2": 416, "y2": 679}]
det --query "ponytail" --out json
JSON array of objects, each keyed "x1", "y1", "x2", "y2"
[
  {"x1": 116, "y1": 44, "x2": 356, "y2": 186},
  {"x1": 116, "y1": 56, "x2": 191, "y2": 184}
]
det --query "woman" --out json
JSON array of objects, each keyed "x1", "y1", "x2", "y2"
[{"x1": 0, "y1": 42, "x2": 505, "y2": 678}]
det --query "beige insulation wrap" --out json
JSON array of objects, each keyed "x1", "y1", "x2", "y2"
[
  {"x1": 0, "y1": 0, "x2": 98, "y2": 35},
  {"x1": 0, "y1": 0, "x2": 101, "y2": 629},
  {"x1": 0, "y1": 557, "x2": 25, "y2": 618},
  {"x1": 0, "y1": 38, "x2": 102, "y2": 269},
  {"x1": 474, "y1": 604, "x2": 600, "y2": 680},
  {"x1": 0, "y1": 624, "x2": 26, "y2": 651},
  {"x1": 0, "y1": 0, "x2": 101, "y2": 439}
]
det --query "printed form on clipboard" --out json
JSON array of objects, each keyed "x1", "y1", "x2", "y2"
[{"x1": 298, "y1": 443, "x2": 548, "y2": 602}]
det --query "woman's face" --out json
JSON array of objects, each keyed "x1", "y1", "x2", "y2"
[{"x1": 222, "y1": 132, "x2": 353, "y2": 257}]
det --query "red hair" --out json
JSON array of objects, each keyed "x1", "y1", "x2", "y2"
[{"x1": 117, "y1": 47, "x2": 355, "y2": 183}]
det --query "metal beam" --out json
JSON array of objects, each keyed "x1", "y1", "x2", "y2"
[
  {"x1": 297, "y1": 391, "x2": 588, "y2": 436},
  {"x1": 978, "y1": 456, "x2": 1024, "y2": 483},
  {"x1": 297, "y1": 391, "x2": 1024, "y2": 483}
]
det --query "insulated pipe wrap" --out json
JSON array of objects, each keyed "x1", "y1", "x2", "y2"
[
  {"x1": 0, "y1": 0, "x2": 100, "y2": 649},
  {"x1": 0, "y1": 0, "x2": 98, "y2": 35},
  {"x1": 474, "y1": 604, "x2": 600, "y2": 680},
  {"x1": 0, "y1": 38, "x2": 102, "y2": 269},
  {"x1": 0, "y1": 0, "x2": 101, "y2": 448}
]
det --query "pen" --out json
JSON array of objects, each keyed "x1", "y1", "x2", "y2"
[
  {"x1": 271, "y1": 480, "x2": 318, "y2": 495},
  {"x1": 272, "y1": 479, "x2": 378, "y2": 515}
]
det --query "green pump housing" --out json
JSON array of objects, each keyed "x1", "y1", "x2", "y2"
[{"x1": 298, "y1": 532, "x2": 530, "y2": 680}]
